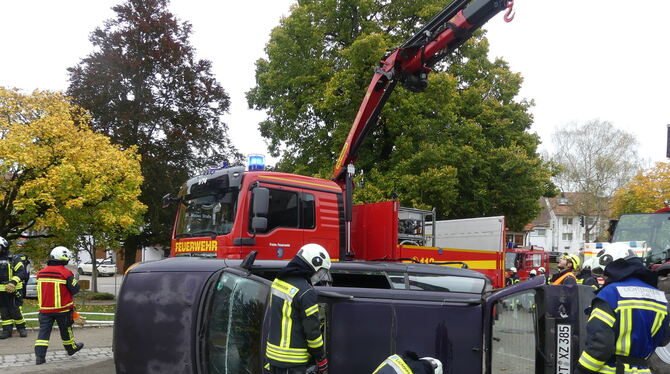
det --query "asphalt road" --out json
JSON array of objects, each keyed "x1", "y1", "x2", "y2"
[{"x1": 76, "y1": 273, "x2": 124, "y2": 296}]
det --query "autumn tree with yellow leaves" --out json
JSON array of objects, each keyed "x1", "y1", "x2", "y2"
[
  {"x1": 0, "y1": 88, "x2": 146, "y2": 263},
  {"x1": 611, "y1": 162, "x2": 670, "y2": 217}
]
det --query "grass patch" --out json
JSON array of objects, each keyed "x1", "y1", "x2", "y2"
[{"x1": 20, "y1": 298, "x2": 116, "y2": 328}]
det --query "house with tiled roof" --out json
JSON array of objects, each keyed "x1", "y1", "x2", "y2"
[{"x1": 526, "y1": 192, "x2": 606, "y2": 254}]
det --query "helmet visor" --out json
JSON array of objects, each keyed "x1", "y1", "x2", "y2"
[{"x1": 310, "y1": 268, "x2": 332, "y2": 286}]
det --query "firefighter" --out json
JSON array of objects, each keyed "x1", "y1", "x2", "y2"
[
  {"x1": 0, "y1": 236, "x2": 28, "y2": 339},
  {"x1": 528, "y1": 269, "x2": 537, "y2": 279},
  {"x1": 550, "y1": 254, "x2": 578, "y2": 285},
  {"x1": 576, "y1": 264, "x2": 599, "y2": 290},
  {"x1": 265, "y1": 243, "x2": 331, "y2": 374},
  {"x1": 35, "y1": 246, "x2": 84, "y2": 365},
  {"x1": 372, "y1": 351, "x2": 443, "y2": 374},
  {"x1": 11, "y1": 253, "x2": 30, "y2": 337},
  {"x1": 506, "y1": 267, "x2": 520, "y2": 286},
  {"x1": 576, "y1": 256, "x2": 670, "y2": 374}
]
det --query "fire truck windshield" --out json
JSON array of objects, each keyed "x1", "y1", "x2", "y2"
[
  {"x1": 176, "y1": 191, "x2": 238, "y2": 238},
  {"x1": 613, "y1": 213, "x2": 670, "y2": 254}
]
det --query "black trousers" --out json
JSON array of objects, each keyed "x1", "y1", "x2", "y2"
[
  {"x1": 0, "y1": 303, "x2": 26, "y2": 332},
  {"x1": 270, "y1": 365, "x2": 309, "y2": 374},
  {"x1": 34, "y1": 311, "x2": 78, "y2": 358}
]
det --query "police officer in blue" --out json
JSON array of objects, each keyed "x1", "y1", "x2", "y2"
[{"x1": 576, "y1": 255, "x2": 670, "y2": 374}]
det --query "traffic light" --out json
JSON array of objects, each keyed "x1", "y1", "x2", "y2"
[{"x1": 579, "y1": 216, "x2": 585, "y2": 227}]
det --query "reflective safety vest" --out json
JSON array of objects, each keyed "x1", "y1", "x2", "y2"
[
  {"x1": 577, "y1": 278, "x2": 668, "y2": 374},
  {"x1": 265, "y1": 276, "x2": 324, "y2": 368},
  {"x1": 37, "y1": 265, "x2": 78, "y2": 313},
  {"x1": 552, "y1": 271, "x2": 576, "y2": 285},
  {"x1": 0, "y1": 255, "x2": 24, "y2": 292}
]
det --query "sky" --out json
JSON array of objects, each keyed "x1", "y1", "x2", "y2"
[{"x1": 1, "y1": 0, "x2": 669, "y2": 168}]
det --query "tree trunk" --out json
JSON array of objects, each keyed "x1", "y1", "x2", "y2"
[{"x1": 123, "y1": 234, "x2": 140, "y2": 272}]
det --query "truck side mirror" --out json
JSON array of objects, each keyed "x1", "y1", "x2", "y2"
[
  {"x1": 162, "y1": 193, "x2": 180, "y2": 208},
  {"x1": 252, "y1": 217, "x2": 268, "y2": 233},
  {"x1": 252, "y1": 188, "x2": 269, "y2": 217}
]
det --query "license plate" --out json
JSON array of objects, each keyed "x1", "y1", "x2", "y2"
[{"x1": 556, "y1": 324, "x2": 571, "y2": 374}]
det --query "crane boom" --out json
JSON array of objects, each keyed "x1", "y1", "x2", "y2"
[{"x1": 333, "y1": 0, "x2": 510, "y2": 184}]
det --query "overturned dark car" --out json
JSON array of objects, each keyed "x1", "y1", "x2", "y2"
[{"x1": 113, "y1": 256, "x2": 594, "y2": 374}]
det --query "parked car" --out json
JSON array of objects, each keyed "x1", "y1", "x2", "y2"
[
  {"x1": 113, "y1": 255, "x2": 593, "y2": 373},
  {"x1": 78, "y1": 258, "x2": 116, "y2": 276},
  {"x1": 24, "y1": 275, "x2": 37, "y2": 298}
]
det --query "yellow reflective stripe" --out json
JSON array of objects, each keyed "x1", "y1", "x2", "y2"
[
  {"x1": 55, "y1": 282, "x2": 61, "y2": 308},
  {"x1": 307, "y1": 335, "x2": 323, "y2": 348},
  {"x1": 38, "y1": 302, "x2": 74, "y2": 310},
  {"x1": 266, "y1": 344, "x2": 310, "y2": 363},
  {"x1": 280, "y1": 300, "x2": 292, "y2": 348},
  {"x1": 589, "y1": 308, "x2": 616, "y2": 328},
  {"x1": 1, "y1": 320, "x2": 13, "y2": 326},
  {"x1": 578, "y1": 351, "x2": 605, "y2": 372},
  {"x1": 35, "y1": 340, "x2": 49, "y2": 346},
  {"x1": 272, "y1": 279, "x2": 299, "y2": 299},
  {"x1": 266, "y1": 343, "x2": 308, "y2": 354},
  {"x1": 616, "y1": 308, "x2": 633, "y2": 355},
  {"x1": 652, "y1": 311, "x2": 667, "y2": 337},
  {"x1": 71, "y1": 278, "x2": 77, "y2": 287},
  {"x1": 618, "y1": 300, "x2": 667, "y2": 314},
  {"x1": 38, "y1": 279, "x2": 67, "y2": 284},
  {"x1": 305, "y1": 304, "x2": 319, "y2": 317},
  {"x1": 388, "y1": 355, "x2": 413, "y2": 374},
  {"x1": 13, "y1": 262, "x2": 23, "y2": 271}
]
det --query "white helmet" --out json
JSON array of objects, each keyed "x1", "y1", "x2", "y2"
[
  {"x1": 510, "y1": 267, "x2": 517, "y2": 273},
  {"x1": 297, "y1": 243, "x2": 331, "y2": 272},
  {"x1": 591, "y1": 243, "x2": 637, "y2": 275},
  {"x1": 420, "y1": 357, "x2": 443, "y2": 374},
  {"x1": 538, "y1": 267, "x2": 546, "y2": 274},
  {"x1": 50, "y1": 246, "x2": 73, "y2": 261},
  {"x1": 530, "y1": 269, "x2": 537, "y2": 275}
]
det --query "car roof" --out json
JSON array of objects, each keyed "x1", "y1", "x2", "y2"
[{"x1": 129, "y1": 257, "x2": 488, "y2": 280}]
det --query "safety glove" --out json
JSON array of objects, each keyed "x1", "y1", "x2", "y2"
[{"x1": 5, "y1": 283, "x2": 15, "y2": 293}]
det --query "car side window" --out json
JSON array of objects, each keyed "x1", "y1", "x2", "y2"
[
  {"x1": 206, "y1": 271, "x2": 270, "y2": 374},
  {"x1": 490, "y1": 290, "x2": 537, "y2": 373}
]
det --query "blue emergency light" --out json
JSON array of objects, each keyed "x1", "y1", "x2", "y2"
[{"x1": 248, "y1": 155, "x2": 265, "y2": 171}]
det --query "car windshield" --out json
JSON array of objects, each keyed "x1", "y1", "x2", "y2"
[
  {"x1": 614, "y1": 213, "x2": 670, "y2": 253},
  {"x1": 176, "y1": 191, "x2": 238, "y2": 238}
]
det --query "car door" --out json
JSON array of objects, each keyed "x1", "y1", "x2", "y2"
[
  {"x1": 198, "y1": 268, "x2": 271, "y2": 374},
  {"x1": 482, "y1": 276, "x2": 596, "y2": 374}
]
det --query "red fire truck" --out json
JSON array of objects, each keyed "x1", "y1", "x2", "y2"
[{"x1": 165, "y1": 0, "x2": 516, "y2": 288}]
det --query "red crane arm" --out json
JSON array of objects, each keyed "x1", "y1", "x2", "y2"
[{"x1": 333, "y1": 0, "x2": 511, "y2": 184}]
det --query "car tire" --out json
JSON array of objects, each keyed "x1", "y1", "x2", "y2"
[{"x1": 78, "y1": 268, "x2": 84, "y2": 275}]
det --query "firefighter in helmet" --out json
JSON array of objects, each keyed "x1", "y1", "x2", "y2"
[
  {"x1": 506, "y1": 267, "x2": 520, "y2": 286},
  {"x1": 576, "y1": 255, "x2": 670, "y2": 374},
  {"x1": 35, "y1": 246, "x2": 84, "y2": 365},
  {"x1": 11, "y1": 253, "x2": 31, "y2": 337},
  {"x1": 551, "y1": 254, "x2": 579, "y2": 285},
  {"x1": 0, "y1": 236, "x2": 28, "y2": 339},
  {"x1": 372, "y1": 351, "x2": 443, "y2": 374},
  {"x1": 265, "y1": 243, "x2": 331, "y2": 374}
]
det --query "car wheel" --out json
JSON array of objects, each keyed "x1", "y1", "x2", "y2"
[{"x1": 78, "y1": 268, "x2": 84, "y2": 275}]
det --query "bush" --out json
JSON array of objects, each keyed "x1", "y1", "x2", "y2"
[{"x1": 76, "y1": 290, "x2": 115, "y2": 301}]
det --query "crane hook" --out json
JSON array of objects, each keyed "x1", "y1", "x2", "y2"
[{"x1": 503, "y1": 0, "x2": 515, "y2": 23}]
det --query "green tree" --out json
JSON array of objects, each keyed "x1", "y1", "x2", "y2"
[
  {"x1": 550, "y1": 119, "x2": 642, "y2": 240},
  {"x1": 248, "y1": 0, "x2": 556, "y2": 229},
  {"x1": 67, "y1": 0, "x2": 241, "y2": 267},
  {"x1": 0, "y1": 88, "x2": 145, "y2": 263}
]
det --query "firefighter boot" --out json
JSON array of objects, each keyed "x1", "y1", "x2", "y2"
[
  {"x1": 35, "y1": 356, "x2": 46, "y2": 365},
  {"x1": 0, "y1": 330, "x2": 11, "y2": 339},
  {"x1": 67, "y1": 342, "x2": 84, "y2": 356},
  {"x1": 18, "y1": 328, "x2": 27, "y2": 337}
]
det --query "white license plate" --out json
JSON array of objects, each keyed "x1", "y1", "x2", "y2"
[{"x1": 556, "y1": 324, "x2": 571, "y2": 374}]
